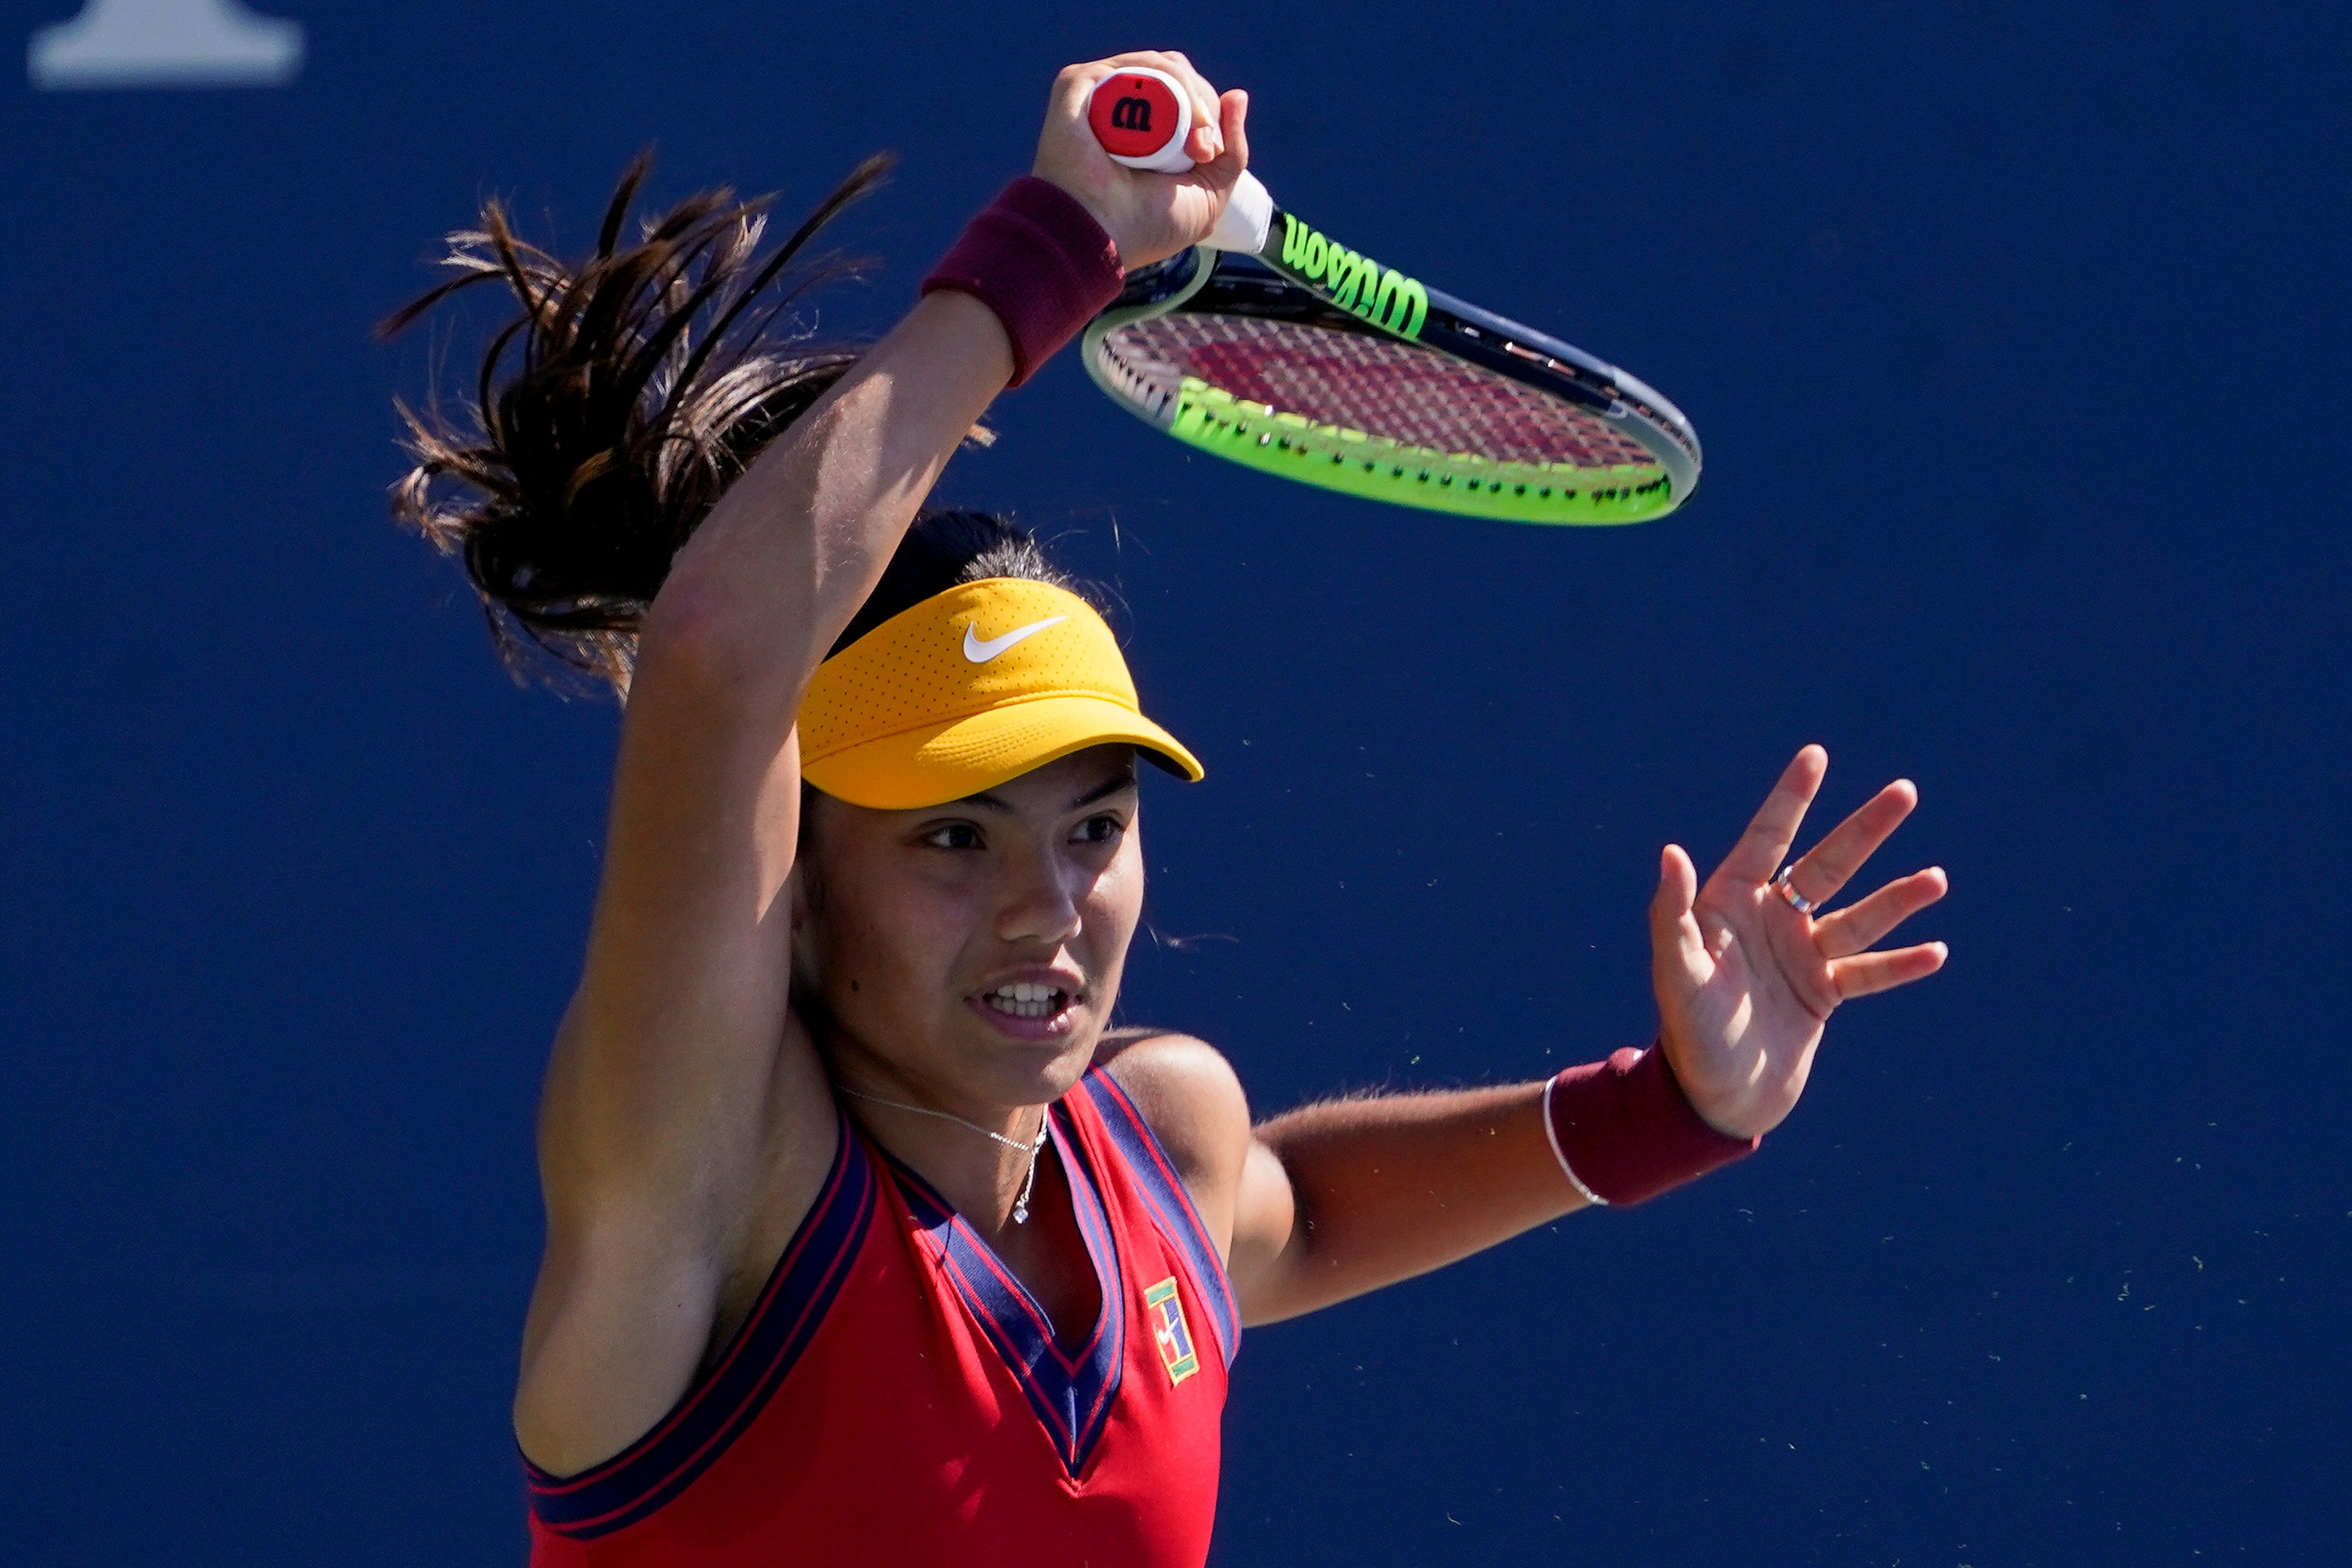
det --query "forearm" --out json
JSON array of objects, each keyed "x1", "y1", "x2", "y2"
[
  {"x1": 1239, "y1": 1081, "x2": 1585, "y2": 1324},
  {"x1": 644, "y1": 288, "x2": 1013, "y2": 701},
  {"x1": 549, "y1": 293, "x2": 1010, "y2": 1194}
]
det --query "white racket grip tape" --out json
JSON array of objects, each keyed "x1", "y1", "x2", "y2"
[{"x1": 1211, "y1": 171, "x2": 1273, "y2": 254}]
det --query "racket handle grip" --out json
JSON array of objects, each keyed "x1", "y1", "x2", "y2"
[
  {"x1": 1211, "y1": 173, "x2": 1273, "y2": 255},
  {"x1": 1085, "y1": 65, "x2": 1273, "y2": 255}
]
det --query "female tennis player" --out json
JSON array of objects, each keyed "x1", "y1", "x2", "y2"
[{"x1": 387, "y1": 51, "x2": 1947, "y2": 1567}]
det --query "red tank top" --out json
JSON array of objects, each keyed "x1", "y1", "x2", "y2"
[{"x1": 522, "y1": 1065, "x2": 1239, "y2": 1565}]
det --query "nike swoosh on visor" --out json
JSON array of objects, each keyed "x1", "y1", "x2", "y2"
[{"x1": 962, "y1": 617, "x2": 1067, "y2": 663}]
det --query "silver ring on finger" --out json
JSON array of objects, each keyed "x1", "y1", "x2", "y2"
[{"x1": 1773, "y1": 865, "x2": 1822, "y2": 915}]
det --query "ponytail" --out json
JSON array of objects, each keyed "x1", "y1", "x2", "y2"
[{"x1": 381, "y1": 151, "x2": 893, "y2": 693}]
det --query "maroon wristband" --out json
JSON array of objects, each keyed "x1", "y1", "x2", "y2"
[
  {"x1": 1544, "y1": 1042, "x2": 1760, "y2": 1207},
  {"x1": 920, "y1": 176, "x2": 1124, "y2": 388}
]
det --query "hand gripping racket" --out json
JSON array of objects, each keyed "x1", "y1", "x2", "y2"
[{"x1": 1081, "y1": 67, "x2": 1702, "y2": 524}]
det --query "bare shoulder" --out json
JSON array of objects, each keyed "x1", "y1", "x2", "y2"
[{"x1": 1095, "y1": 1028, "x2": 1252, "y2": 1196}]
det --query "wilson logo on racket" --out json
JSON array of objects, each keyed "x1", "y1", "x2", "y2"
[{"x1": 1277, "y1": 213, "x2": 1429, "y2": 340}]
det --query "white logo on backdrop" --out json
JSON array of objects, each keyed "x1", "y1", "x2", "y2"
[{"x1": 30, "y1": 0, "x2": 302, "y2": 89}]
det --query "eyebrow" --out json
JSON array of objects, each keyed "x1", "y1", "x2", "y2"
[
  {"x1": 953, "y1": 769, "x2": 1138, "y2": 815},
  {"x1": 1071, "y1": 770, "x2": 1141, "y2": 810}
]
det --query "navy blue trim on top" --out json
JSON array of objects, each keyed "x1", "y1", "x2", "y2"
[
  {"x1": 525, "y1": 1112, "x2": 876, "y2": 1541},
  {"x1": 884, "y1": 1104, "x2": 1125, "y2": 1477},
  {"x1": 1075, "y1": 1066, "x2": 1240, "y2": 1368}
]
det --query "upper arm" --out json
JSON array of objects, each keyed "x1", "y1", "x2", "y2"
[
  {"x1": 549, "y1": 622, "x2": 816, "y2": 1213},
  {"x1": 514, "y1": 290, "x2": 1018, "y2": 1474},
  {"x1": 516, "y1": 627, "x2": 838, "y2": 1475},
  {"x1": 1097, "y1": 1033, "x2": 1300, "y2": 1326}
]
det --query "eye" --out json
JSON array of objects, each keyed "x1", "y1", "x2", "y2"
[
  {"x1": 922, "y1": 821, "x2": 985, "y2": 851},
  {"x1": 1072, "y1": 813, "x2": 1126, "y2": 846}
]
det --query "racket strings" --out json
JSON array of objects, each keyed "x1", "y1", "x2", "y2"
[{"x1": 1104, "y1": 314, "x2": 1658, "y2": 472}]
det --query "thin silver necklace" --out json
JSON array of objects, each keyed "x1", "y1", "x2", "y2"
[{"x1": 838, "y1": 1087, "x2": 1053, "y2": 1225}]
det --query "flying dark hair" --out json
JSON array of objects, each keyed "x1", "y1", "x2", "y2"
[{"x1": 382, "y1": 154, "x2": 1087, "y2": 694}]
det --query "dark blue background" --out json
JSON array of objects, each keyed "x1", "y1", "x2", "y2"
[{"x1": 5, "y1": 2, "x2": 2345, "y2": 1562}]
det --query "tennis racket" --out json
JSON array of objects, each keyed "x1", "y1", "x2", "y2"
[{"x1": 1081, "y1": 67, "x2": 1701, "y2": 525}]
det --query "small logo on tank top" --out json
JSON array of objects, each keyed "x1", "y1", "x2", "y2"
[{"x1": 1143, "y1": 1277, "x2": 1200, "y2": 1385}]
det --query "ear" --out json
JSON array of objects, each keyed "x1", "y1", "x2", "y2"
[
  {"x1": 786, "y1": 856, "x2": 827, "y2": 1005},
  {"x1": 791, "y1": 781, "x2": 829, "y2": 919},
  {"x1": 788, "y1": 842, "x2": 824, "y2": 930}
]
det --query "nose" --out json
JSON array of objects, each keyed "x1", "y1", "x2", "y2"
[{"x1": 993, "y1": 841, "x2": 1085, "y2": 947}]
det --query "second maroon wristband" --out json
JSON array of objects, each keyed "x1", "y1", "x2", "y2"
[
  {"x1": 920, "y1": 176, "x2": 1124, "y2": 388},
  {"x1": 1544, "y1": 1042, "x2": 1760, "y2": 1207}
]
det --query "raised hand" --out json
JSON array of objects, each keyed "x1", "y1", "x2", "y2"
[
  {"x1": 1649, "y1": 745, "x2": 1948, "y2": 1140},
  {"x1": 1032, "y1": 51, "x2": 1250, "y2": 270}
]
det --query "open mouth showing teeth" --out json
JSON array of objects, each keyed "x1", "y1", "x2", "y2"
[{"x1": 984, "y1": 982, "x2": 1072, "y2": 1019}]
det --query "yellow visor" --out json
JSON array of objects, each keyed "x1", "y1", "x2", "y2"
[{"x1": 798, "y1": 577, "x2": 1203, "y2": 810}]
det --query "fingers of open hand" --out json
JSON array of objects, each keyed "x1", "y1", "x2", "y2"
[
  {"x1": 1829, "y1": 942, "x2": 1948, "y2": 1000},
  {"x1": 1717, "y1": 745, "x2": 1827, "y2": 888},
  {"x1": 1811, "y1": 867, "x2": 1948, "y2": 959},
  {"x1": 1650, "y1": 843, "x2": 1708, "y2": 968},
  {"x1": 1786, "y1": 778, "x2": 1919, "y2": 906},
  {"x1": 1650, "y1": 848, "x2": 1720, "y2": 1019}
]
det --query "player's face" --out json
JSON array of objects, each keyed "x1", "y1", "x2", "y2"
[{"x1": 794, "y1": 745, "x2": 1145, "y2": 1112}]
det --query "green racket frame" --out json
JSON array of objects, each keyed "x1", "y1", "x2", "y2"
[{"x1": 1083, "y1": 208, "x2": 1702, "y2": 525}]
